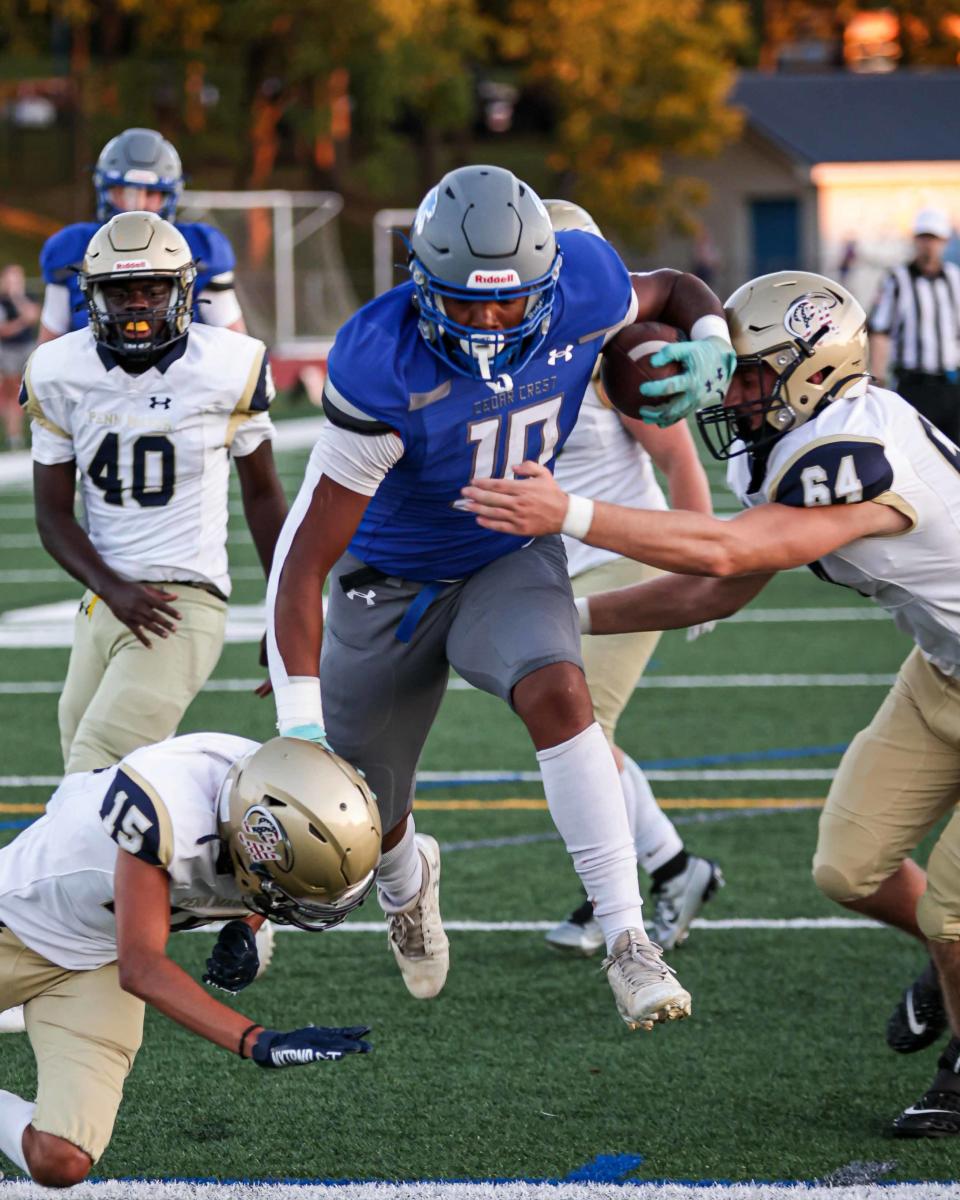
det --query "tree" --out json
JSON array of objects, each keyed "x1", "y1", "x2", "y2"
[{"x1": 505, "y1": 0, "x2": 748, "y2": 245}]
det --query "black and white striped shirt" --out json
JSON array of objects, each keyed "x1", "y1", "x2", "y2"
[{"x1": 869, "y1": 262, "x2": 960, "y2": 375}]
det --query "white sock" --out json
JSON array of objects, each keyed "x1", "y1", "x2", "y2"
[
  {"x1": 538, "y1": 723, "x2": 645, "y2": 951},
  {"x1": 376, "y1": 818, "x2": 423, "y2": 913},
  {"x1": 0, "y1": 1089, "x2": 33, "y2": 1174},
  {"x1": 620, "y1": 755, "x2": 684, "y2": 876}
]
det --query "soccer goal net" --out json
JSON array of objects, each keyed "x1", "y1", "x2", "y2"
[{"x1": 179, "y1": 189, "x2": 357, "y2": 345}]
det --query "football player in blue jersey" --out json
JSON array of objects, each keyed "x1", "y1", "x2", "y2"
[
  {"x1": 463, "y1": 268, "x2": 960, "y2": 1134},
  {"x1": 38, "y1": 128, "x2": 244, "y2": 343},
  {"x1": 266, "y1": 164, "x2": 735, "y2": 1031}
]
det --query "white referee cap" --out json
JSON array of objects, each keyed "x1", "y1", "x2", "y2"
[{"x1": 913, "y1": 208, "x2": 952, "y2": 239}]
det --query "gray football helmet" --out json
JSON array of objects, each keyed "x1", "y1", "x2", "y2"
[
  {"x1": 407, "y1": 165, "x2": 561, "y2": 381},
  {"x1": 94, "y1": 128, "x2": 184, "y2": 222}
]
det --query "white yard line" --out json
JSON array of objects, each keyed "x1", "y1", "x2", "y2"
[{"x1": 0, "y1": 1182, "x2": 956, "y2": 1199}]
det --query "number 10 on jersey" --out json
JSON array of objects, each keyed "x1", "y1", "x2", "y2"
[{"x1": 467, "y1": 396, "x2": 562, "y2": 480}]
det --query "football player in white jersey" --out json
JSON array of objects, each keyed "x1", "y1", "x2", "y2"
[
  {"x1": 0, "y1": 734, "x2": 380, "y2": 1187},
  {"x1": 463, "y1": 269, "x2": 960, "y2": 1137},
  {"x1": 542, "y1": 200, "x2": 723, "y2": 957},
  {"x1": 23, "y1": 211, "x2": 288, "y2": 777}
]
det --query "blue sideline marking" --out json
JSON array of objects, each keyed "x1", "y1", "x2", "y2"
[
  {"x1": 0, "y1": 819, "x2": 30, "y2": 831},
  {"x1": 564, "y1": 1154, "x2": 645, "y2": 1182},
  {"x1": 415, "y1": 744, "x2": 849, "y2": 788}
]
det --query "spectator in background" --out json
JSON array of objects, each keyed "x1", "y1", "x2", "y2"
[
  {"x1": 0, "y1": 265, "x2": 39, "y2": 449},
  {"x1": 869, "y1": 208, "x2": 960, "y2": 442}
]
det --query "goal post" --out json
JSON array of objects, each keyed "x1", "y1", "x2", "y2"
[{"x1": 372, "y1": 208, "x2": 417, "y2": 297}]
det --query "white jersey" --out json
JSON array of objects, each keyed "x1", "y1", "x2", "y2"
[
  {"x1": 555, "y1": 379, "x2": 667, "y2": 577},
  {"x1": 24, "y1": 325, "x2": 275, "y2": 597},
  {"x1": 0, "y1": 733, "x2": 257, "y2": 971},
  {"x1": 727, "y1": 384, "x2": 960, "y2": 677}
]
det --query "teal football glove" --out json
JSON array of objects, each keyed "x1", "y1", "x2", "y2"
[
  {"x1": 283, "y1": 723, "x2": 331, "y2": 750},
  {"x1": 637, "y1": 335, "x2": 736, "y2": 428}
]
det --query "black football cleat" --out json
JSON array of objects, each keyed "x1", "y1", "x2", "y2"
[
  {"x1": 892, "y1": 1090, "x2": 960, "y2": 1138},
  {"x1": 886, "y1": 959, "x2": 947, "y2": 1054},
  {"x1": 892, "y1": 1037, "x2": 960, "y2": 1138}
]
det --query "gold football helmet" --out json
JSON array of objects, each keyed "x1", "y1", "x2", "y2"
[
  {"x1": 219, "y1": 737, "x2": 382, "y2": 932},
  {"x1": 80, "y1": 211, "x2": 196, "y2": 360},
  {"x1": 542, "y1": 198, "x2": 602, "y2": 238},
  {"x1": 697, "y1": 270, "x2": 869, "y2": 460}
]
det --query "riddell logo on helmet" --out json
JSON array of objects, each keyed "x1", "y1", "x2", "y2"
[
  {"x1": 467, "y1": 270, "x2": 521, "y2": 288},
  {"x1": 113, "y1": 260, "x2": 150, "y2": 271}
]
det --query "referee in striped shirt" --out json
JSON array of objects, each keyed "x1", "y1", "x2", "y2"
[{"x1": 869, "y1": 208, "x2": 960, "y2": 442}]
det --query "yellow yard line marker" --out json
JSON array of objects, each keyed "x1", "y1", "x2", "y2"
[
  {"x1": 0, "y1": 803, "x2": 44, "y2": 813},
  {"x1": 414, "y1": 797, "x2": 824, "y2": 812}
]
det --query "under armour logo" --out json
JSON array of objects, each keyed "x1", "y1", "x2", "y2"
[
  {"x1": 149, "y1": 396, "x2": 172, "y2": 409},
  {"x1": 547, "y1": 345, "x2": 573, "y2": 365},
  {"x1": 346, "y1": 588, "x2": 377, "y2": 607}
]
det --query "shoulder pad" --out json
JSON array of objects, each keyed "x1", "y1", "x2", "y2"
[
  {"x1": 770, "y1": 437, "x2": 894, "y2": 508},
  {"x1": 553, "y1": 231, "x2": 632, "y2": 343},
  {"x1": 100, "y1": 768, "x2": 172, "y2": 868},
  {"x1": 326, "y1": 290, "x2": 418, "y2": 435},
  {"x1": 179, "y1": 222, "x2": 236, "y2": 275},
  {"x1": 39, "y1": 223, "x2": 99, "y2": 285}
]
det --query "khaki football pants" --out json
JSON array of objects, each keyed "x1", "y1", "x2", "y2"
[
  {"x1": 571, "y1": 556, "x2": 663, "y2": 744},
  {"x1": 813, "y1": 647, "x2": 960, "y2": 941},
  {"x1": 0, "y1": 925, "x2": 144, "y2": 1162},
  {"x1": 59, "y1": 583, "x2": 227, "y2": 774}
]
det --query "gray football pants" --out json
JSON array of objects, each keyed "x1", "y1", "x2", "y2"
[{"x1": 321, "y1": 536, "x2": 584, "y2": 833}]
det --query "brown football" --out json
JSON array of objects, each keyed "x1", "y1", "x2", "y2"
[{"x1": 599, "y1": 321, "x2": 686, "y2": 419}]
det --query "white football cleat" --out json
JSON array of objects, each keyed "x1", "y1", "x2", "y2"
[
  {"x1": 651, "y1": 856, "x2": 724, "y2": 951},
  {"x1": 0, "y1": 1005, "x2": 25, "y2": 1034},
  {"x1": 544, "y1": 898, "x2": 604, "y2": 957},
  {"x1": 254, "y1": 921, "x2": 275, "y2": 980},
  {"x1": 602, "y1": 930, "x2": 692, "y2": 1031},
  {"x1": 384, "y1": 834, "x2": 449, "y2": 999}
]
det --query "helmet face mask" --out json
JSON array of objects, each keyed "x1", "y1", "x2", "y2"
[
  {"x1": 94, "y1": 128, "x2": 183, "y2": 222},
  {"x1": 219, "y1": 738, "x2": 382, "y2": 934},
  {"x1": 81, "y1": 212, "x2": 196, "y2": 362},
  {"x1": 407, "y1": 166, "x2": 562, "y2": 382},
  {"x1": 696, "y1": 272, "x2": 869, "y2": 461}
]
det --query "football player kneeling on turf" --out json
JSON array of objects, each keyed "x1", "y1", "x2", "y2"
[
  {"x1": 462, "y1": 270, "x2": 960, "y2": 1137},
  {"x1": 0, "y1": 735, "x2": 380, "y2": 1187}
]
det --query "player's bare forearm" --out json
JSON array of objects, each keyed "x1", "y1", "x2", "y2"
[
  {"x1": 464, "y1": 462, "x2": 911, "y2": 574},
  {"x1": 587, "y1": 572, "x2": 773, "y2": 634},
  {"x1": 33, "y1": 463, "x2": 125, "y2": 595},
  {"x1": 114, "y1": 851, "x2": 263, "y2": 1058},
  {"x1": 119, "y1": 941, "x2": 264, "y2": 1056},
  {"x1": 630, "y1": 269, "x2": 724, "y2": 331},
  {"x1": 236, "y1": 443, "x2": 288, "y2": 575},
  {"x1": 272, "y1": 476, "x2": 370, "y2": 678},
  {"x1": 629, "y1": 419, "x2": 712, "y2": 515},
  {"x1": 587, "y1": 497, "x2": 909, "y2": 575}
]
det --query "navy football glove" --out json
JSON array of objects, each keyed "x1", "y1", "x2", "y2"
[
  {"x1": 203, "y1": 920, "x2": 260, "y2": 994},
  {"x1": 252, "y1": 1024, "x2": 372, "y2": 1068}
]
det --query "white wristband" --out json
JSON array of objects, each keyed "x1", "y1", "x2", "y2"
[
  {"x1": 561, "y1": 494, "x2": 595, "y2": 541},
  {"x1": 274, "y1": 676, "x2": 323, "y2": 734},
  {"x1": 690, "y1": 314, "x2": 731, "y2": 344},
  {"x1": 574, "y1": 596, "x2": 592, "y2": 635}
]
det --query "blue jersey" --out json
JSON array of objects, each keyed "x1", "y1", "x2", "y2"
[
  {"x1": 39, "y1": 220, "x2": 236, "y2": 333},
  {"x1": 325, "y1": 230, "x2": 633, "y2": 581}
]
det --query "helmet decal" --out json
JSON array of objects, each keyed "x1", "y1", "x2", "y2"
[
  {"x1": 238, "y1": 806, "x2": 292, "y2": 870},
  {"x1": 784, "y1": 292, "x2": 839, "y2": 341},
  {"x1": 413, "y1": 187, "x2": 438, "y2": 236}
]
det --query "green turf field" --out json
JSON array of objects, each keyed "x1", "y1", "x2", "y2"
[{"x1": 0, "y1": 441, "x2": 951, "y2": 1185}]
